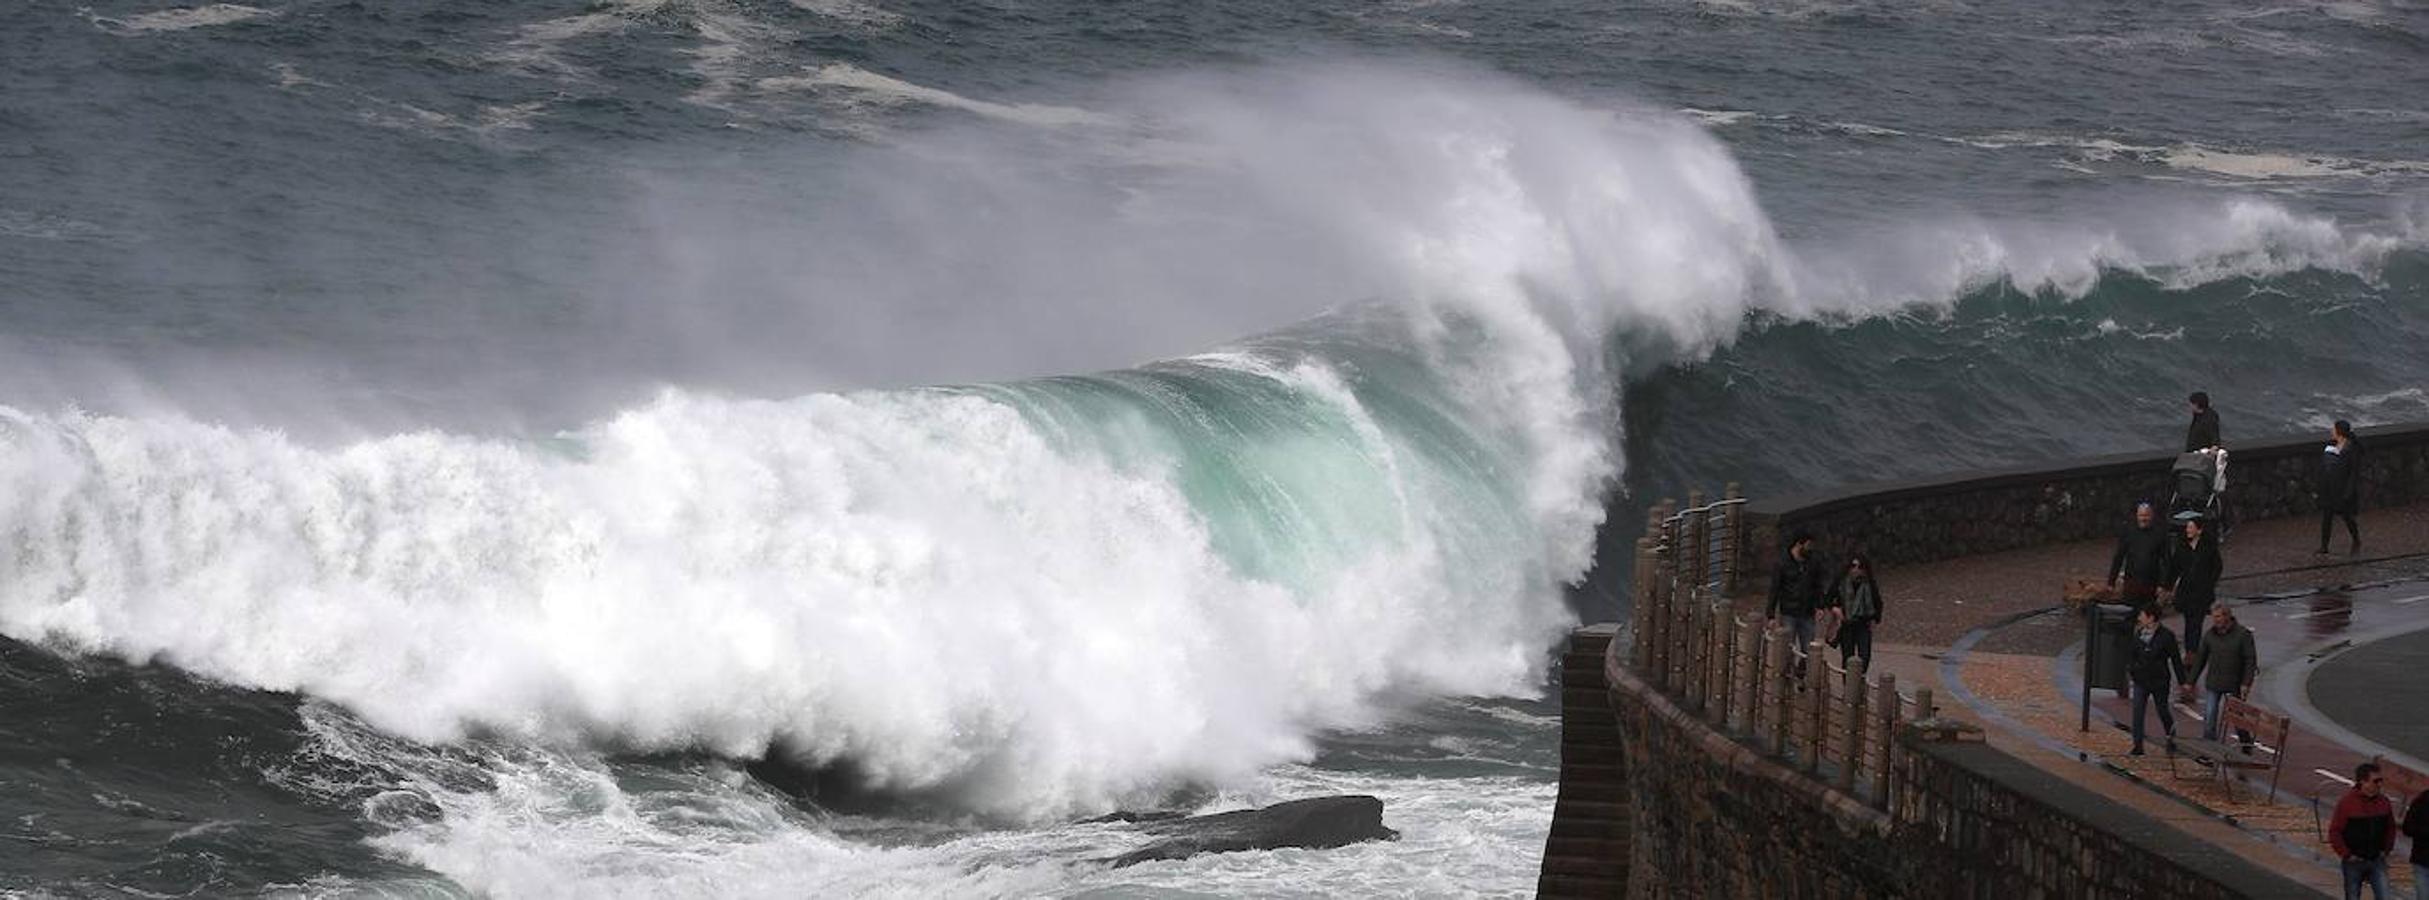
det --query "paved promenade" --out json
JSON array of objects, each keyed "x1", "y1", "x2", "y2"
[{"x1": 1740, "y1": 501, "x2": 2429, "y2": 896}]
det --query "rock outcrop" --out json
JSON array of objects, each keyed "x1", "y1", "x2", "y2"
[{"x1": 1108, "y1": 795, "x2": 1397, "y2": 867}]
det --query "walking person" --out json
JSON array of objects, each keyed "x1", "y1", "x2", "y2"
[
  {"x1": 2186, "y1": 391, "x2": 2222, "y2": 452},
  {"x1": 1767, "y1": 532, "x2": 1826, "y2": 673},
  {"x1": 2178, "y1": 604, "x2": 2256, "y2": 745},
  {"x1": 2126, "y1": 605, "x2": 2186, "y2": 756},
  {"x1": 2402, "y1": 781, "x2": 2428, "y2": 900},
  {"x1": 2320, "y1": 420, "x2": 2365, "y2": 555},
  {"x1": 2109, "y1": 501, "x2": 2175, "y2": 606},
  {"x1": 2168, "y1": 514, "x2": 2224, "y2": 655},
  {"x1": 1829, "y1": 553, "x2": 1884, "y2": 672},
  {"x1": 2331, "y1": 762, "x2": 2398, "y2": 899}
]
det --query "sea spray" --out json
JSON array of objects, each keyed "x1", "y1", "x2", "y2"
[{"x1": 0, "y1": 60, "x2": 2418, "y2": 836}]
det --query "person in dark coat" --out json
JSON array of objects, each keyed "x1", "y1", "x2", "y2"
[
  {"x1": 2166, "y1": 514, "x2": 2224, "y2": 655},
  {"x1": 1768, "y1": 532, "x2": 1826, "y2": 668},
  {"x1": 2126, "y1": 605, "x2": 2185, "y2": 756},
  {"x1": 2185, "y1": 391, "x2": 2222, "y2": 452},
  {"x1": 1827, "y1": 553, "x2": 1885, "y2": 672},
  {"x1": 2400, "y1": 780, "x2": 2427, "y2": 900},
  {"x1": 2320, "y1": 420, "x2": 2364, "y2": 555},
  {"x1": 2109, "y1": 502, "x2": 2175, "y2": 606},
  {"x1": 2179, "y1": 604, "x2": 2257, "y2": 745},
  {"x1": 2331, "y1": 762, "x2": 2397, "y2": 899}
]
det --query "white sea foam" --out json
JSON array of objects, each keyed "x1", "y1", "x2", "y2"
[
  {"x1": 2091, "y1": 319, "x2": 2185, "y2": 342},
  {"x1": 0, "y1": 209, "x2": 113, "y2": 242},
  {"x1": 93, "y1": 3, "x2": 272, "y2": 34},
  {"x1": 359, "y1": 100, "x2": 549, "y2": 138},
  {"x1": 2299, "y1": 388, "x2": 2429, "y2": 432},
  {"x1": 1677, "y1": 107, "x2": 1757, "y2": 127},
  {"x1": 760, "y1": 63, "x2": 1111, "y2": 128},
  {"x1": 0, "y1": 369, "x2": 1570, "y2": 820},
  {"x1": 1943, "y1": 131, "x2": 2429, "y2": 182},
  {"x1": 787, "y1": 0, "x2": 905, "y2": 29},
  {"x1": 284, "y1": 704, "x2": 1554, "y2": 898}
]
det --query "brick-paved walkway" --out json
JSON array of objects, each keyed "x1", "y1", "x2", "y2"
[{"x1": 1740, "y1": 502, "x2": 2429, "y2": 896}]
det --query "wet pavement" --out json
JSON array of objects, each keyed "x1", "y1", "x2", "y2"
[
  {"x1": 1738, "y1": 501, "x2": 2429, "y2": 896},
  {"x1": 2306, "y1": 627, "x2": 2429, "y2": 765}
]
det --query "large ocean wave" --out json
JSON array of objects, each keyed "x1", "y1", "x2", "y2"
[{"x1": 0, "y1": 64, "x2": 2415, "y2": 841}]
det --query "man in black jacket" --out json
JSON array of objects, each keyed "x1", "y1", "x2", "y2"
[
  {"x1": 1768, "y1": 532, "x2": 1826, "y2": 664},
  {"x1": 2109, "y1": 502, "x2": 2175, "y2": 606},
  {"x1": 2185, "y1": 392, "x2": 2222, "y2": 452},
  {"x1": 2167, "y1": 515, "x2": 2224, "y2": 655},
  {"x1": 2127, "y1": 605, "x2": 2186, "y2": 756}
]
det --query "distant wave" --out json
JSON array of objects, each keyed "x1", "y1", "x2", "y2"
[
  {"x1": 760, "y1": 63, "x2": 1111, "y2": 128},
  {"x1": 90, "y1": 3, "x2": 273, "y2": 34}
]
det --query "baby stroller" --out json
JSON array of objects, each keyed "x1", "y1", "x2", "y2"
[{"x1": 2167, "y1": 447, "x2": 2233, "y2": 539}]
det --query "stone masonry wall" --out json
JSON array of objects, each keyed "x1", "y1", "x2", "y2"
[
  {"x1": 1597, "y1": 636, "x2": 2317, "y2": 899},
  {"x1": 1739, "y1": 421, "x2": 2429, "y2": 571}
]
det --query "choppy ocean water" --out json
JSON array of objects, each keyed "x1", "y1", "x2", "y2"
[{"x1": 3, "y1": 1, "x2": 2426, "y2": 895}]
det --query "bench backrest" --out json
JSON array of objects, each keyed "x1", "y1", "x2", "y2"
[{"x1": 2222, "y1": 696, "x2": 2291, "y2": 753}]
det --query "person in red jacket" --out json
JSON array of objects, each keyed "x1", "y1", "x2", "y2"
[{"x1": 2331, "y1": 762, "x2": 2397, "y2": 899}]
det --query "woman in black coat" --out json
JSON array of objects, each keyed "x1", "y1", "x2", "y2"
[
  {"x1": 2319, "y1": 420, "x2": 2363, "y2": 555},
  {"x1": 2167, "y1": 516, "x2": 2224, "y2": 655},
  {"x1": 2126, "y1": 605, "x2": 2186, "y2": 756}
]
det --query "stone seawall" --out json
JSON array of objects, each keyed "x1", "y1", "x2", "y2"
[
  {"x1": 1537, "y1": 625, "x2": 1629, "y2": 899},
  {"x1": 1740, "y1": 421, "x2": 2429, "y2": 570},
  {"x1": 1579, "y1": 626, "x2": 2319, "y2": 899}
]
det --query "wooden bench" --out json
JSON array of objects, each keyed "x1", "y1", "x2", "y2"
[{"x1": 2167, "y1": 696, "x2": 2291, "y2": 802}]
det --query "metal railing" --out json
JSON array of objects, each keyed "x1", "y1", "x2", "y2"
[
  {"x1": 1646, "y1": 485, "x2": 1748, "y2": 598},
  {"x1": 1628, "y1": 486, "x2": 1929, "y2": 811}
]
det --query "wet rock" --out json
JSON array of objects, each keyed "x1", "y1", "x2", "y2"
[{"x1": 1107, "y1": 795, "x2": 1397, "y2": 867}]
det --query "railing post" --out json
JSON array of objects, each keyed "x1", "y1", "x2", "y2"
[
  {"x1": 1630, "y1": 537, "x2": 1656, "y2": 667},
  {"x1": 1654, "y1": 499, "x2": 1679, "y2": 574},
  {"x1": 1691, "y1": 599, "x2": 1711, "y2": 719},
  {"x1": 1736, "y1": 617, "x2": 1761, "y2": 732},
  {"x1": 1665, "y1": 568, "x2": 1686, "y2": 694},
  {"x1": 1872, "y1": 673, "x2": 1898, "y2": 808},
  {"x1": 1841, "y1": 657, "x2": 1868, "y2": 794},
  {"x1": 1722, "y1": 482, "x2": 1744, "y2": 595},
  {"x1": 1682, "y1": 590, "x2": 1703, "y2": 708},
  {"x1": 1768, "y1": 626, "x2": 1791, "y2": 754},
  {"x1": 1806, "y1": 639, "x2": 1830, "y2": 775},
  {"x1": 1914, "y1": 687, "x2": 1936, "y2": 723},
  {"x1": 1649, "y1": 501, "x2": 1676, "y2": 684},
  {"x1": 1686, "y1": 489, "x2": 1708, "y2": 592},
  {"x1": 1647, "y1": 512, "x2": 1670, "y2": 681},
  {"x1": 1711, "y1": 611, "x2": 1737, "y2": 728}
]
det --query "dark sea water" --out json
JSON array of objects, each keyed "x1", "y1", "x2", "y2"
[{"x1": 3, "y1": 1, "x2": 2426, "y2": 896}]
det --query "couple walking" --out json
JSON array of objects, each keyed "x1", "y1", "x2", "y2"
[{"x1": 1765, "y1": 533, "x2": 1884, "y2": 673}]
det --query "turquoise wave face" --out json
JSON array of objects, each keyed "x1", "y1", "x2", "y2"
[{"x1": 962, "y1": 328, "x2": 1537, "y2": 594}]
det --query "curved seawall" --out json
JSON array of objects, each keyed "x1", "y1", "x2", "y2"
[
  {"x1": 1738, "y1": 421, "x2": 2429, "y2": 569},
  {"x1": 1528, "y1": 423, "x2": 2429, "y2": 897}
]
